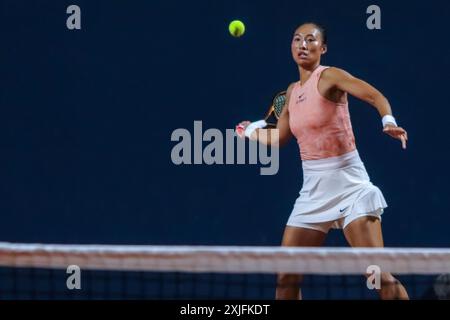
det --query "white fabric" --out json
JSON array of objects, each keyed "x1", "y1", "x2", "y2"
[
  {"x1": 244, "y1": 119, "x2": 267, "y2": 138},
  {"x1": 292, "y1": 211, "x2": 382, "y2": 234},
  {"x1": 287, "y1": 149, "x2": 387, "y2": 227},
  {"x1": 0, "y1": 242, "x2": 450, "y2": 275},
  {"x1": 382, "y1": 115, "x2": 397, "y2": 127}
]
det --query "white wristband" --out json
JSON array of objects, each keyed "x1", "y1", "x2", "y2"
[
  {"x1": 244, "y1": 120, "x2": 267, "y2": 138},
  {"x1": 382, "y1": 115, "x2": 397, "y2": 127}
]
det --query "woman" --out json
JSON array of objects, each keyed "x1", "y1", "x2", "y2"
[{"x1": 236, "y1": 22, "x2": 409, "y2": 300}]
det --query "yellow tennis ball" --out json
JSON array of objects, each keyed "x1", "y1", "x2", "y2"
[{"x1": 229, "y1": 20, "x2": 245, "y2": 37}]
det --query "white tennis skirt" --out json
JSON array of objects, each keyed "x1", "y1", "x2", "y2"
[{"x1": 287, "y1": 149, "x2": 387, "y2": 229}]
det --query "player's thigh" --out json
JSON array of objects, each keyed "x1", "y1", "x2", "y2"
[
  {"x1": 281, "y1": 225, "x2": 327, "y2": 247},
  {"x1": 343, "y1": 216, "x2": 384, "y2": 248}
]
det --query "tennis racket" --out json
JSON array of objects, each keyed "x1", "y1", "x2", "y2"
[
  {"x1": 235, "y1": 90, "x2": 287, "y2": 137},
  {"x1": 263, "y1": 91, "x2": 287, "y2": 128}
]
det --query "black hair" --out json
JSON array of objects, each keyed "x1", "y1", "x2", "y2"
[{"x1": 297, "y1": 22, "x2": 327, "y2": 45}]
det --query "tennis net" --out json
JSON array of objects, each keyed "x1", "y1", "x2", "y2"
[{"x1": 0, "y1": 242, "x2": 449, "y2": 300}]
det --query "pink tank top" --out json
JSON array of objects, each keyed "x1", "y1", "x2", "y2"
[{"x1": 288, "y1": 66, "x2": 356, "y2": 160}]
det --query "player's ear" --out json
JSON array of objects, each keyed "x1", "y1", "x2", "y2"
[{"x1": 321, "y1": 44, "x2": 328, "y2": 55}]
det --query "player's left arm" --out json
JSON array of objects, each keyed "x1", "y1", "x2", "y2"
[{"x1": 322, "y1": 67, "x2": 408, "y2": 149}]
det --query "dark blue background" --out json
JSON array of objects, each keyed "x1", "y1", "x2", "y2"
[{"x1": 1, "y1": 0, "x2": 449, "y2": 247}]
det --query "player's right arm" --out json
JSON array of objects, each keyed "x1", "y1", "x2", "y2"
[{"x1": 236, "y1": 83, "x2": 295, "y2": 147}]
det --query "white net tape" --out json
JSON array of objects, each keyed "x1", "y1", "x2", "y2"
[{"x1": 1, "y1": 242, "x2": 450, "y2": 275}]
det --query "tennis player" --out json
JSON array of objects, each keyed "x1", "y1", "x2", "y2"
[{"x1": 236, "y1": 22, "x2": 409, "y2": 300}]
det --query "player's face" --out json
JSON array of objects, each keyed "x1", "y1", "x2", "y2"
[{"x1": 291, "y1": 24, "x2": 326, "y2": 67}]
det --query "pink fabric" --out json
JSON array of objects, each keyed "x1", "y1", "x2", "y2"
[{"x1": 288, "y1": 66, "x2": 356, "y2": 160}]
